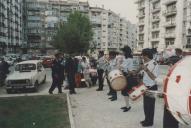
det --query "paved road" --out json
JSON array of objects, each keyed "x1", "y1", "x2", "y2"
[{"x1": 69, "y1": 65, "x2": 190, "y2": 128}]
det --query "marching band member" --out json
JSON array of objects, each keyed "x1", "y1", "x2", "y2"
[
  {"x1": 107, "y1": 51, "x2": 118, "y2": 101},
  {"x1": 96, "y1": 51, "x2": 107, "y2": 91},
  {"x1": 137, "y1": 48, "x2": 160, "y2": 127},
  {"x1": 120, "y1": 45, "x2": 138, "y2": 112},
  {"x1": 163, "y1": 48, "x2": 183, "y2": 128}
]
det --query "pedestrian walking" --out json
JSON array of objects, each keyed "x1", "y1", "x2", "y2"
[
  {"x1": 65, "y1": 56, "x2": 77, "y2": 94},
  {"x1": 49, "y1": 53, "x2": 63, "y2": 94}
]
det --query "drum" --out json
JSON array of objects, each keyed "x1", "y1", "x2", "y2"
[
  {"x1": 108, "y1": 69, "x2": 127, "y2": 91},
  {"x1": 128, "y1": 83, "x2": 148, "y2": 101},
  {"x1": 164, "y1": 56, "x2": 191, "y2": 125},
  {"x1": 89, "y1": 69, "x2": 97, "y2": 77}
]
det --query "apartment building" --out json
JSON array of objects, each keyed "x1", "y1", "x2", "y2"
[
  {"x1": 89, "y1": 7, "x2": 136, "y2": 51},
  {"x1": 136, "y1": 0, "x2": 191, "y2": 52},
  {"x1": 24, "y1": 0, "x2": 136, "y2": 53},
  {"x1": 0, "y1": 0, "x2": 23, "y2": 54}
]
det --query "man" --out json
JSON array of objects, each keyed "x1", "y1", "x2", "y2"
[
  {"x1": 65, "y1": 56, "x2": 77, "y2": 94},
  {"x1": 96, "y1": 51, "x2": 107, "y2": 91},
  {"x1": 49, "y1": 53, "x2": 63, "y2": 94},
  {"x1": 107, "y1": 51, "x2": 118, "y2": 101},
  {"x1": 138, "y1": 48, "x2": 160, "y2": 127},
  {"x1": 163, "y1": 48, "x2": 183, "y2": 128},
  {"x1": 0, "y1": 58, "x2": 9, "y2": 86}
]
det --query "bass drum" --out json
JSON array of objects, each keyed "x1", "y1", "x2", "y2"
[
  {"x1": 108, "y1": 69, "x2": 127, "y2": 91},
  {"x1": 164, "y1": 56, "x2": 191, "y2": 125}
]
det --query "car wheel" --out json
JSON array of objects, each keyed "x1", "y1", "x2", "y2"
[
  {"x1": 6, "y1": 89, "x2": 12, "y2": 94},
  {"x1": 42, "y1": 75, "x2": 46, "y2": 84}
]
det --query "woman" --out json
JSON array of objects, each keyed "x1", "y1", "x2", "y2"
[{"x1": 120, "y1": 45, "x2": 138, "y2": 112}]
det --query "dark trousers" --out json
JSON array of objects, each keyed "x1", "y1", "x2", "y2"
[
  {"x1": 143, "y1": 85, "x2": 157, "y2": 124},
  {"x1": 67, "y1": 74, "x2": 76, "y2": 93},
  {"x1": 106, "y1": 75, "x2": 117, "y2": 98},
  {"x1": 97, "y1": 69, "x2": 104, "y2": 90},
  {"x1": 163, "y1": 106, "x2": 179, "y2": 128},
  {"x1": 49, "y1": 77, "x2": 62, "y2": 93}
]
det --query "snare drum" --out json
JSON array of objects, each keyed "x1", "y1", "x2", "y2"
[
  {"x1": 128, "y1": 83, "x2": 148, "y2": 101},
  {"x1": 108, "y1": 69, "x2": 127, "y2": 91}
]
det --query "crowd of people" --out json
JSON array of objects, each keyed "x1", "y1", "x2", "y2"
[{"x1": 48, "y1": 46, "x2": 184, "y2": 127}]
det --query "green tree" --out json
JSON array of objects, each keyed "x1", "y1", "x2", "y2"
[{"x1": 53, "y1": 11, "x2": 93, "y2": 54}]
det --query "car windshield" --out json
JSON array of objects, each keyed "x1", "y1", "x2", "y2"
[{"x1": 15, "y1": 64, "x2": 36, "y2": 71}]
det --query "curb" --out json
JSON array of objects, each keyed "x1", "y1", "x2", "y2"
[{"x1": 66, "y1": 93, "x2": 75, "y2": 128}]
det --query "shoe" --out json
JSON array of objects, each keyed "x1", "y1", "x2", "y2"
[
  {"x1": 96, "y1": 88, "x2": 103, "y2": 91},
  {"x1": 108, "y1": 97, "x2": 113, "y2": 99},
  {"x1": 120, "y1": 106, "x2": 127, "y2": 110},
  {"x1": 107, "y1": 92, "x2": 112, "y2": 95},
  {"x1": 140, "y1": 120, "x2": 146, "y2": 124},
  {"x1": 123, "y1": 106, "x2": 131, "y2": 112},
  {"x1": 49, "y1": 91, "x2": 53, "y2": 94},
  {"x1": 110, "y1": 97, "x2": 117, "y2": 101},
  {"x1": 141, "y1": 122, "x2": 153, "y2": 127},
  {"x1": 70, "y1": 91, "x2": 76, "y2": 94}
]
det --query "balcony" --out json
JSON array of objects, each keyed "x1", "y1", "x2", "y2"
[
  {"x1": 164, "y1": 21, "x2": 176, "y2": 27},
  {"x1": 152, "y1": 27, "x2": 160, "y2": 32},
  {"x1": 164, "y1": 32, "x2": 176, "y2": 38},
  {"x1": 152, "y1": 17, "x2": 160, "y2": 22},
  {"x1": 135, "y1": 0, "x2": 144, "y2": 4},
  {"x1": 138, "y1": 5, "x2": 145, "y2": 10},
  {"x1": 137, "y1": 13, "x2": 145, "y2": 18},
  {"x1": 151, "y1": 0, "x2": 160, "y2": 3},
  {"x1": 152, "y1": 7, "x2": 161, "y2": 13},
  {"x1": 163, "y1": 0, "x2": 177, "y2": 5},
  {"x1": 151, "y1": 38, "x2": 160, "y2": 42},
  {"x1": 163, "y1": 9, "x2": 177, "y2": 16}
]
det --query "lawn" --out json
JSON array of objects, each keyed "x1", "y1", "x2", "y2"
[{"x1": 0, "y1": 95, "x2": 70, "y2": 128}]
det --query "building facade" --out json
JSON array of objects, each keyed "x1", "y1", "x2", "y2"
[
  {"x1": 89, "y1": 7, "x2": 137, "y2": 52},
  {"x1": 0, "y1": 0, "x2": 23, "y2": 54},
  {"x1": 136, "y1": 0, "x2": 191, "y2": 52},
  {"x1": 24, "y1": 0, "x2": 136, "y2": 53}
]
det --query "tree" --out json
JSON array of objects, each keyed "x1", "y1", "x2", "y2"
[{"x1": 53, "y1": 11, "x2": 93, "y2": 54}]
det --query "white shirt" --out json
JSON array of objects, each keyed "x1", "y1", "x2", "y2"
[
  {"x1": 142, "y1": 59, "x2": 160, "y2": 87},
  {"x1": 107, "y1": 58, "x2": 117, "y2": 72},
  {"x1": 97, "y1": 56, "x2": 107, "y2": 70},
  {"x1": 121, "y1": 58, "x2": 134, "y2": 73}
]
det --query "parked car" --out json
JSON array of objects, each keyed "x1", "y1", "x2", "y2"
[
  {"x1": 42, "y1": 56, "x2": 54, "y2": 68},
  {"x1": 5, "y1": 60, "x2": 46, "y2": 93}
]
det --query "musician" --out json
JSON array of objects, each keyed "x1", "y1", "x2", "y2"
[
  {"x1": 137, "y1": 48, "x2": 160, "y2": 127},
  {"x1": 120, "y1": 45, "x2": 137, "y2": 112},
  {"x1": 107, "y1": 51, "x2": 118, "y2": 101},
  {"x1": 96, "y1": 51, "x2": 107, "y2": 91},
  {"x1": 163, "y1": 48, "x2": 183, "y2": 128}
]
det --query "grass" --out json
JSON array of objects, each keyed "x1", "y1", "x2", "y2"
[{"x1": 0, "y1": 95, "x2": 71, "y2": 128}]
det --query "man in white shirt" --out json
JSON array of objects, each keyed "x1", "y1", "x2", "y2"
[{"x1": 138, "y1": 48, "x2": 160, "y2": 127}]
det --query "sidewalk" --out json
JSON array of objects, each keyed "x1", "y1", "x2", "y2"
[{"x1": 69, "y1": 86, "x2": 190, "y2": 128}]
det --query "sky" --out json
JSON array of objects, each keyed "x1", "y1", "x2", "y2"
[{"x1": 41, "y1": 0, "x2": 137, "y2": 24}]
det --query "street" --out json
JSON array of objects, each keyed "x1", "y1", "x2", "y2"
[
  {"x1": 0, "y1": 65, "x2": 169, "y2": 97},
  {"x1": 0, "y1": 65, "x2": 190, "y2": 128}
]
